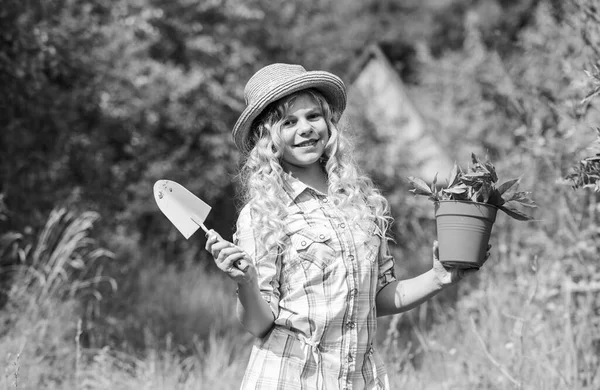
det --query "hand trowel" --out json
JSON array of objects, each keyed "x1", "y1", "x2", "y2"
[{"x1": 153, "y1": 180, "x2": 249, "y2": 271}]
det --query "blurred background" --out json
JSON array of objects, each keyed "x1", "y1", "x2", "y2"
[{"x1": 1, "y1": 0, "x2": 600, "y2": 388}]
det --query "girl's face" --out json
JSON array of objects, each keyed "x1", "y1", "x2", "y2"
[{"x1": 278, "y1": 93, "x2": 329, "y2": 170}]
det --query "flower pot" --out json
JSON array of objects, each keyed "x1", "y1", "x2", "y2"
[{"x1": 434, "y1": 200, "x2": 497, "y2": 269}]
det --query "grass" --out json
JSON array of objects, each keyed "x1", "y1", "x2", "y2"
[
  {"x1": 0, "y1": 207, "x2": 254, "y2": 389},
  {"x1": 2, "y1": 206, "x2": 599, "y2": 390},
  {"x1": 76, "y1": 328, "x2": 250, "y2": 389}
]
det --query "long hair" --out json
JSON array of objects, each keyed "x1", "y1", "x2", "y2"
[{"x1": 238, "y1": 89, "x2": 392, "y2": 256}]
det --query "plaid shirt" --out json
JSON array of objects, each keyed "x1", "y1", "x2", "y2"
[{"x1": 234, "y1": 173, "x2": 397, "y2": 390}]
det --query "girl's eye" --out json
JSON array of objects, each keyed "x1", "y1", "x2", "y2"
[
  {"x1": 308, "y1": 113, "x2": 322, "y2": 120},
  {"x1": 282, "y1": 119, "x2": 293, "y2": 127}
]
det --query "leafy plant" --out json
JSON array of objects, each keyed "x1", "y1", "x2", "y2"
[
  {"x1": 566, "y1": 154, "x2": 600, "y2": 192},
  {"x1": 408, "y1": 153, "x2": 537, "y2": 221},
  {"x1": 565, "y1": 128, "x2": 600, "y2": 192}
]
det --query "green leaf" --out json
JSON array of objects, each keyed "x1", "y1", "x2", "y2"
[
  {"x1": 481, "y1": 181, "x2": 492, "y2": 203},
  {"x1": 498, "y1": 205, "x2": 535, "y2": 221},
  {"x1": 513, "y1": 199, "x2": 538, "y2": 208},
  {"x1": 484, "y1": 162, "x2": 498, "y2": 182},
  {"x1": 463, "y1": 172, "x2": 489, "y2": 179},
  {"x1": 496, "y1": 178, "x2": 520, "y2": 196},
  {"x1": 487, "y1": 189, "x2": 506, "y2": 206},
  {"x1": 408, "y1": 176, "x2": 433, "y2": 196},
  {"x1": 511, "y1": 193, "x2": 537, "y2": 208},
  {"x1": 447, "y1": 162, "x2": 460, "y2": 187},
  {"x1": 461, "y1": 176, "x2": 482, "y2": 186},
  {"x1": 442, "y1": 185, "x2": 468, "y2": 194}
]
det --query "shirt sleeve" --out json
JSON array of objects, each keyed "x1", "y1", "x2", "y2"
[
  {"x1": 377, "y1": 235, "x2": 397, "y2": 294},
  {"x1": 233, "y1": 205, "x2": 282, "y2": 318}
]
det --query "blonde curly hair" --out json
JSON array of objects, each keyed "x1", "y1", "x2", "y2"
[{"x1": 238, "y1": 89, "x2": 392, "y2": 255}]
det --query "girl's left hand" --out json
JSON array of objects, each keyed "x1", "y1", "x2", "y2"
[{"x1": 432, "y1": 240, "x2": 491, "y2": 287}]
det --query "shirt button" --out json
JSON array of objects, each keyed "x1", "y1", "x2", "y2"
[
  {"x1": 322, "y1": 198, "x2": 328, "y2": 203},
  {"x1": 348, "y1": 353, "x2": 353, "y2": 362},
  {"x1": 301, "y1": 241, "x2": 307, "y2": 247},
  {"x1": 319, "y1": 234, "x2": 325, "y2": 240},
  {"x1": 347, "y1": 321, "x2": 355, "y2": 329},
  {"x1": 339, "y1": 223, "x2": 346, "y2": 228},
  {"x1": 351, "y1": 288, "x2": 358, "y2": 295},
  {"x1": 348, "y1": 255, "x2": 354, "y2": 261}
]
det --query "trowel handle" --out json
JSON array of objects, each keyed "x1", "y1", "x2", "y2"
[
  {"x1": 194, "y1": 219, "x2": 210, "y2": 235},
  {"x1": 193, "y1": 216, "x2": 249, "y2": 272}
]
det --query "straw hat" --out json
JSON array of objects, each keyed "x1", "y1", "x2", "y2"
[{"x1": 232, "y1": 63, "x2": 347, "y2": 154}]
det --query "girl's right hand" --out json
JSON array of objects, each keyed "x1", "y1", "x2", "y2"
[{"x1": 205, "y1": 230, "x2": 256, "y2": 284}]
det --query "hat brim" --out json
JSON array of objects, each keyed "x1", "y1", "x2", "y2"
[{"x1": 232, "y1": 71, "x2": 347, "y2": 154}]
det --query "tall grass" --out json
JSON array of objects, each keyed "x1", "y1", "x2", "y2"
[
  {"x1": 380, "y1": 266, "x2": 574, "y2": 390},
  {"x1": 2, "y1": 208, "x2": 115, "y2": 306},
  {"x1": 1, "y1": 207, "x2": 253, "y2": 390},
  {"x1": 0, "y1": 208, "x2": 115, "y2": 389},
  {"x1": 76, "y1": 328, "x2": 250, "y2": 390},
  {"x1": 2, "y1": 198, "x2": 599, "y2": 390}
]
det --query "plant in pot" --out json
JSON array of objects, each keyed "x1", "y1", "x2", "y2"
[{"x1": 408, "y1": 153, "x2": 537, "y2": 269}]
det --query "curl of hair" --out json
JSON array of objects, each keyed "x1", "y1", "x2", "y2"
[{"x1": 238, "y1": 89, "x2": 393, "y2": 255}]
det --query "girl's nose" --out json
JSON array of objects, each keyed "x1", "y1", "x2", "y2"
[{"x1": 297, "y1": 119, "x2": 313, "y2": 135}]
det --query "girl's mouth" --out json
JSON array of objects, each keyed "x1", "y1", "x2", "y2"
[{"x1": 294, "y1": 139, "x2": 319, "y2": 148}]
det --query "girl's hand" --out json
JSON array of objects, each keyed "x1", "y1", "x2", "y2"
[
  {"x1": 432, "y1": 240, "x2": 491, "y2": 287},
  {"x1": 205, "y1": 230, "x2": 256, "y2": 285}
]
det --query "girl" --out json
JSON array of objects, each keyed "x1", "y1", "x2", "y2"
[{"x1": 206, "y1": 63, "x2": 484, "y2": 390}]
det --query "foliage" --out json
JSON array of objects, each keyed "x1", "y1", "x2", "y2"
[
  {"x1": 0, "y1": 0, "x2": 289, "y2": 243},
  {"x1": 565, "y1": 63, "x2": 600, "y2": 191},
  {"x1": 0, "y1": 0, "x2": 530, "y2": 250},
  {"x1": 76, "y1": 329, "x2": 251, "y2": 390},
  {"x1": 408, "y1": 153, "x2": 538, "y2": 220},
  {"x1": 2, "y1": 0, "x2": 600, "y2": 389},
  {"x1": 565, "y1": 135, "x2": 600, "y2": 192},
  {"x1": 0, "y1": 0, "x2": 112, "y2": 227},
  {"x1": 1, "y1": 208, "x2": 115, "y2": 306},
  {"x1": 0, "y1": 208, "x2": 115, "y2": 389}
]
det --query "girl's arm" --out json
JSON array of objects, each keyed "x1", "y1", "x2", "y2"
[
  {"x1": 206, "y1": 232, "x2": 275, "y2": 338},
  {"x1": 375, "y1": 269, "x2": 443, "y2": 316},
  {"x1": 236, "y1": 277, "x2": 276, "y2": 338},
  {"x1": 376, "y1": 241, "x2": 482, "y2": 316}
]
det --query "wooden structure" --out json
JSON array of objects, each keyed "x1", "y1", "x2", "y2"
[{"x1": 342, "y1": 44, "x2": 451, "y2": 182}]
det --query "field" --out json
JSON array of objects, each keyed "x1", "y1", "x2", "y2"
[
  {"x1": 2, "y1": 185, "x2": 599, "y2": 389},
  {"x1": 2, "y1": 0, "x2": 600, "y2": 389}
]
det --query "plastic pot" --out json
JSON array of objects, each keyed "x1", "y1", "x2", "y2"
[{"x1": 434, "y1": 200, "x2": 497, "y2": 269}]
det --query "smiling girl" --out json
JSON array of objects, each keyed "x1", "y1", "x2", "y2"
[{"x1": 205, "y1": 63, "x2": 485, "y2": 390}]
